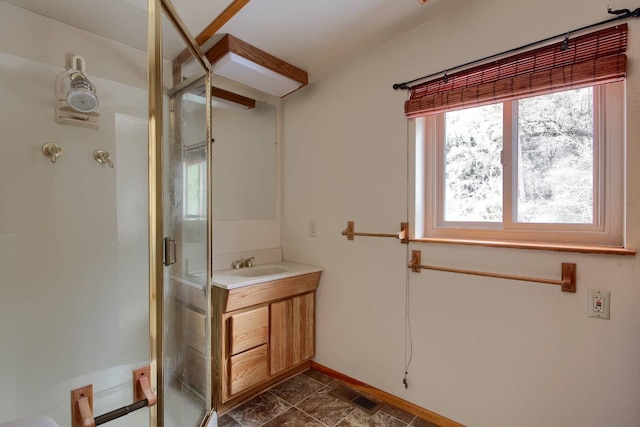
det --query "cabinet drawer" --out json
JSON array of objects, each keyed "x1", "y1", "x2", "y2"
[
  {"x1": 229, "y1": 306, "x2": 269, "y2": 356},
  {"x1": 185, "y1": 308, "x2": 206, "y2": 354},
  {"x1": 229, "y1": 344, "x2": 268, "y2": 396}
]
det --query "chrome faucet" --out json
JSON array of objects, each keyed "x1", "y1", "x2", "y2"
[{"x1": 231, "y1": 257, "x2": 254, "y2": 269}]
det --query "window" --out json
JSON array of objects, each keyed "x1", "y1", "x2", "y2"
[
  {"x1": 416, "y1": 82, "x2": 624, "y2": 246},
  {"x1": 407, "y1": 25, "x2": 628, "y2": 248}
]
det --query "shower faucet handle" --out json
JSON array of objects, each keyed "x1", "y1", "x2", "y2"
[
  {"x1": 93, "y1": 150, "x2": 114, "y2": 168},
  {"x1": 42, "y1": 143, "x2": 62, "y2": 164}
]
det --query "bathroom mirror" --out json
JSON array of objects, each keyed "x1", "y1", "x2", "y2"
[
  {"x1": 211, "y1": 99, "x2": 277, "y2": 220},
  {"x1": 181, "y1": 91, "x2": 276, "y2": 220}
]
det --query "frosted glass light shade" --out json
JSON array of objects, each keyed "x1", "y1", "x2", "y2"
[{"x1": 212, "y1": 53, "x2": 302, "y2": 97}]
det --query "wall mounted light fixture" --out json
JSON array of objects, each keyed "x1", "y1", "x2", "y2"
[
  {"x1": 56, "y1": 55, "x2": 100, "y2": 130},
  {"x1": 206, "y1": 35, "x2": 308, "y2": 98}
]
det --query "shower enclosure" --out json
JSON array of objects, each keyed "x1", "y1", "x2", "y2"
[{"x1": 0, "y1": 0, "x2": 214, "y2": 426}]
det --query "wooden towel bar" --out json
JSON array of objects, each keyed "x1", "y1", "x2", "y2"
[
  {"x1": 342, "y1": 221, "x2": 409, "y2": 244},
  {"x1": 408, "y1": 250, "x2": 576, "y2": 292}
]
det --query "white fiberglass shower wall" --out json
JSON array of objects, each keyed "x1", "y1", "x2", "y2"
[{"x1": 0, "y1": 2, "x2": 151, "y2": 425}]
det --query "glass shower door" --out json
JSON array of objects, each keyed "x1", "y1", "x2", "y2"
[
  {"x1": 160, "y1": 10, "x2": 212, "y2": 425},
  {"x1": 162, "y1": 76, "x2": 211, "y2": 427}
]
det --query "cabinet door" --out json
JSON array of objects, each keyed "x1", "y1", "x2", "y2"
[
  {"x1": 270, "y1": 292, "x2": 315, "y2": 376},
  {"x1": 269, "y1": 299, "x2": 292, "y2": 376},
  {"x1": 292, "y1": 292, "x2": 315, "y2": 364}
]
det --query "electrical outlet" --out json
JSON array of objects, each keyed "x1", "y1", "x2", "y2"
[
  {"x1": 308, "y1": 220, "x2": 317, "y2": 237},
  {"x1": 588, "y1": 289, "x2": 610, "y2": 319}
]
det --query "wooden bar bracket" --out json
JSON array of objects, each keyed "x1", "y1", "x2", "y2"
[
  {"x1": 341, "y1": 221, "x2": 409, "y2": 244},
  {"x1": 343, "y1": 221, "x2": 355, "y2": 240},
  {"x1": 408, "y1": 250, "x2": 577, "y2": 292},
  {"x1": 71, "y1": 385, "x2": 95, "y2": 427},
  {"x1": 133, "y1": 365, "x2": 157, "y2": 406},
  {"x1": 409, "y1": 250, "x2": 422, "y2": 273},
  {"x1": 399, "y1": 222, "x2": 409, "y2": 244},
  {"x1": 561, "y1": 262, "x2": 577, "y2": 293}
]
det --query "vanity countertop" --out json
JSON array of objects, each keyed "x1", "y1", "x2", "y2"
[{"x1": 176, "y1": 260, "x2": 323, "y2": 290}]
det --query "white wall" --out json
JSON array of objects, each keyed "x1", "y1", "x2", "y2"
[
  {"x1": 0, "y1": 3, "x2": 150, "y2": 425},
  {"x1": 281, "y1": 0, "x2": 640, "y2": 426}
]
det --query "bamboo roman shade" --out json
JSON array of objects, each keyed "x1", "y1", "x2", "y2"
[{"x1": 405, "y1": 24, "x2": 628, "y2": 118}]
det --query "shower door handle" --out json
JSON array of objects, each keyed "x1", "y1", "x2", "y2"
[{"x1": 163, "y1": 237, "x2": 177, "y2": 266}]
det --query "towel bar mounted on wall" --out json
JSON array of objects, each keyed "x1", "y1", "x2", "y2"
[
  {"x1": 71, "y1": 365, "x2": 156, "y2": 427},
  {"x1": 341, "y1": 221, "x2": 409, "y2": 244},
  {"x1": 408, "y1": 250, "x2": 577, "y2": 292}
]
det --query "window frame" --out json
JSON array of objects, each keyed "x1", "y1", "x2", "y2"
[{"x1": 415, "y1": 81, "x2": 624, "y2": 247}]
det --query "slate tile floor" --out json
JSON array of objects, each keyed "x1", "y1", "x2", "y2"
[{"x1": 218, "y1": 369, "x2": 439, "y2": 427}]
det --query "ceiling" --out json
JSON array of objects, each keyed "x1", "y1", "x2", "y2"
[{"x1": 2, "y1": 0, "x2": 441, "y2": 83}]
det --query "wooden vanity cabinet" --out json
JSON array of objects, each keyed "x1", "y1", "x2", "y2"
[{"x1": 212, "y1": 272, "x2": 320, "y2": 411}]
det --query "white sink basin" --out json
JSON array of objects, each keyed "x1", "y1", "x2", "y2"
[{"x1": 231, "y1": 266, "x2": 288, "y2": 277}]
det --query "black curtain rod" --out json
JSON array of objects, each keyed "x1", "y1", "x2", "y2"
[{"x1": 392, "y1": 6, "x2": 640, "y2": 91}]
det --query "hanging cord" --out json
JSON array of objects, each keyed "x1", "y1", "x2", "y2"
[
  {"x1": 392, "y1": 6, "x2": 640, "y2": 90},
  {"x1": 403, "y1": 119, "x2": 414, "y2": 389},
  {"x1": 403, "y1": 243, "x2": 414, "y2": 388}
]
